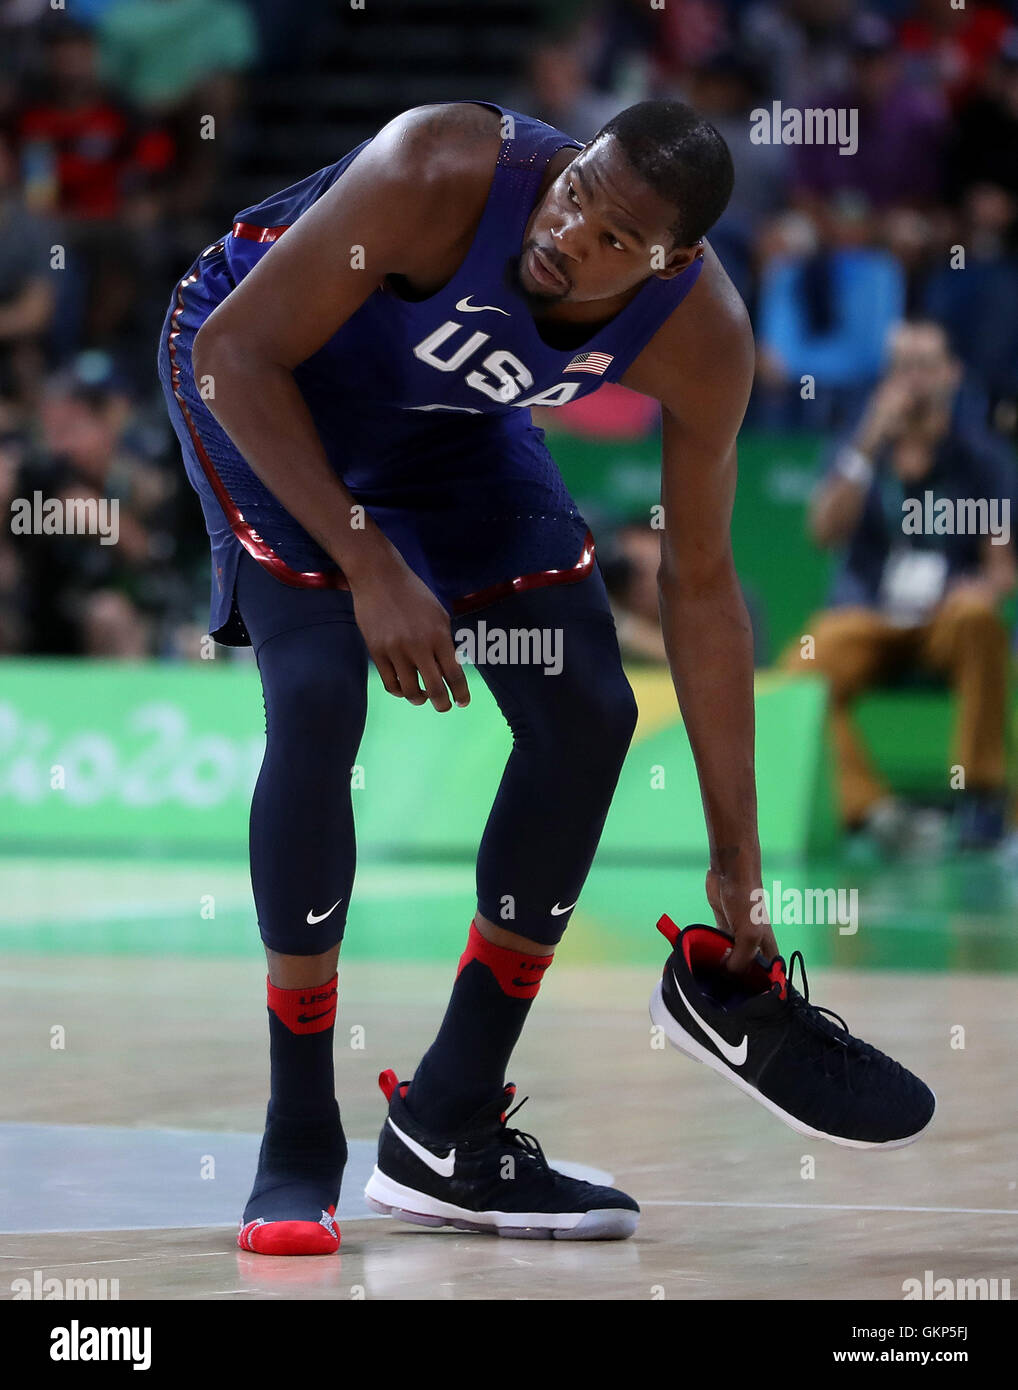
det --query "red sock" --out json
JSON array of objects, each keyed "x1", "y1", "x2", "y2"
[
  {"x1": 266, "y1": 973, "x2": 338, "y2": 1035},
  {"x1": 456, "y1": 921, "x2": 554, "y2": 1000},
  {"x1": 407, "y1": 921, "x2": 554, "y2": 1131}
]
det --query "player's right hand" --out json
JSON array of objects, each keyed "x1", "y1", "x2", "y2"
[{"x1": 349, "y1": 560, "x2": 470, "y2": 712}]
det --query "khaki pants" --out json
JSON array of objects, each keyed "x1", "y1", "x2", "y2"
[{"x1": 782, "y1": 589, "x2": 1009, "y2": 826}]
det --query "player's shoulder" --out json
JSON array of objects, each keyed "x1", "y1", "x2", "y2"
[
  {"x1": 667, "y1": 244, "x2": 752, "y2": 361},
  {"x1": 623, "y1": 244, "x2": 753, "y2": 407},
  {"x1": 378, "y1": 102, "x2": 505, "y2": 193}
]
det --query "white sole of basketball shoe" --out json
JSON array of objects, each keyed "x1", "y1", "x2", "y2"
[
  {"x1": 649, "y1": 978, "x2": 935, "y2": 1149},
  {"x1": 363, "y1": 1167, "x2": 639, "y2": 1240}
]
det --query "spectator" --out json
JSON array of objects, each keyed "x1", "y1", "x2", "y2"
[
  {"x1": 589, "y1": 0, "x2": 730, "y2": 100},
  {"x1": 792, "y1": 13, "x2": 949, "y2": 216},
  {"x1": 754, "y1": 199, "x2": 906, "y2": 430},
  {"x1": 0, "y1": 130, "x2": 56, "y2": 413},
  {"x1": 949, "y1": 27, "x2": 1018, "y2": 224},
  {"x1": 16, "y1": 23, "x2": 175, "y2": 222},
  {"x1": 521, "y1": 37, "x2": 623, "y2": 143},
  {"x1": 97, "y1": 0, "x2": 258, "y2": 114},
  {"x1": 739, "y1": 0, "x2": 855, "y2": 108},
  {"x1": 684, "y1": 47, "x2": 790, "y2": 302},
  {"x1": 96, "y1": 0, "x2": 257, "y2": 230},
  {"x1": 15, "y1": 21, "x2": 175, "y2": 355},
  {"x1": 923, "y1": 184, "x2": 1018, "y2": 430},
  {"x1": 898, "y1": 0, "x2": 1011, "y2": 109},
  {"x1": 0, "y1": 0, "x2": 50, "y2": 122},
  {"x1": 14, "y1": 354, "x2": 195, "y2": 656},
  {"x1": 787, "y1": 320, "x2": 1017, "y2": 849},
  {"x1": 600, "y1": 522, "x2": 670, "y2": 662}
]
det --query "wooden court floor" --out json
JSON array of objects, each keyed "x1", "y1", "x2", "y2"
[{"x1": 1, "y1": 955, "x2": 1015, "y2": 1301}]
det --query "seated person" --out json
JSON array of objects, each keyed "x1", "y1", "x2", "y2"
[{"x1": 786, "y1": 320, "x2": 1017, "y2": 849}]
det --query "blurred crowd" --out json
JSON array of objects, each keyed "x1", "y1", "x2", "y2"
[
  {"x1": 526, "y1": 0, "x2": 1018, "y2": 438},
  {"x1": 1, "y1": 0, "x2": 1017, "y2": 664},
  {"x1": 0, "y1": 0, "x2": 263, "y2": 656}
]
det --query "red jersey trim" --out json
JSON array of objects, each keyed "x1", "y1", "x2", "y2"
[
  {"x1": 451, "y1": 531, "x2": 596, "y2": 614},
  {"x1": 167, "y1": 266, "x2": 348, "y2": 592},
  {"x1": 232, "y1": 220, "x2": 291, "y2": 243}
]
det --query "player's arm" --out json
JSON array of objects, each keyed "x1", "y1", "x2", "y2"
[
  {"x1": 621, "y1": 250, "x2": 777, "y2": 970},
  {"x1": 192, "y1": 106, "x2": 496, "y2": 710}
]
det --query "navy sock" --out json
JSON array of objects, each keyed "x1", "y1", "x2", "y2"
[
  {"x1": 407, "y1": 922, "x2": 554, "y2": 1133},
  {"x1": 243, "y1": 975, "x2": 347, "y2": 1224}
]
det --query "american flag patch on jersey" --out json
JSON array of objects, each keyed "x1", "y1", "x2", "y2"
[{"x1": 563, "y1": 351, "x2": 614, "y2": 376}]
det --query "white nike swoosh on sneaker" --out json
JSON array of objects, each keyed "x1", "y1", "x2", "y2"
[
  {"x1": 455, "y1": 295, "x2": 510, "y2": 316},
  {"x1": 306, "y1": 900, "x2": 342, "y2": 925},
  {"x1": 550, "y1": 900, "x2": 578, "y2": 916},
  {"x1": 671, "y1": 969, "x2": 748, "y2": 1067},
  {"x1": 387, "y1": 1117, "x2": 456, "y2": 1177}
]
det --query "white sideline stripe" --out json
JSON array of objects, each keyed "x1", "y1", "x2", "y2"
[
  {"x1": 639, "y1": 1200, "x2": 1018, "y2": 1217},
  {"x1": 0, "y1": 866, "x2": 473, "y2": 927}
]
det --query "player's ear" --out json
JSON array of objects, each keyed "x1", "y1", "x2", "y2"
[{"x1": 649, "y1": 240, "x2": 704, "y2": 280}]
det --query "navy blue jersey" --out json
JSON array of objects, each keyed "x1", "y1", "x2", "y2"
[{"x1": 158, "y1": 99, "x2": 705, "y2": 644}]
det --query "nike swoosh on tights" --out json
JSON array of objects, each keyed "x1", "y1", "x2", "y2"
[
  {"x1": 387, "y1": 1117, "x2": 456, "y2": 1178},
  {"x1": 671, "y1": 969, "x2": 749, "y2": 1067},
  {"x1": 550, "y1": 900, "x2": 578, "y2": 916},
  {"x1": 306, "y1": 901, "x2": 342, "y2": 925}
]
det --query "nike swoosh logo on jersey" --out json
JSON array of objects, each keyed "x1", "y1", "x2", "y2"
[
  {"x1": 671, "y1": 969, "x2": 749, "y2": 1067},
  {"x1": 387, "y1": 1117, "x2": 456, "y2": 1177},
  {"x1": 455, "y1": 295, "x2": 510, "y2": 316},
  {"x1": 550, "y1": 900, "x2": 578, "y2": 916},
  {"x1": 306, "y1": 900, "x2": 342, "y2": 925}
]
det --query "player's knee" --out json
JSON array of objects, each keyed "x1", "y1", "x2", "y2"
[
  {"x1": 555, "y1": 668, "x2": 638, "y2": 768},
  {"x1": 602, "y1": 675, "x2": 639, "y2": 751},
  {"x1": 264, "y1": 647, "x2": 367, "y2": 735}
]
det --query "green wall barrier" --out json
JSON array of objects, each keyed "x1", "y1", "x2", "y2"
[
  {"x1": 0, "y1": 660, "x2": 835, "y2": 860},
  {"x1": 545, "y1": 427, "x2": 833, "y2": 661}
]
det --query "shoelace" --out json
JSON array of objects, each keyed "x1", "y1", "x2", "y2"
[
  {"x1": 787, "y1": 950, "x2": 849, "y2": 1032},
  {"x1": 783, "y1": 950, "x2": 860, "y2": 1090},
  {"x1": 782, "y1": 950, "x2": 907, "y2": 1093},
  {"x1": 497, "y1": 1095, "x2": 552, "y2": 1172}
]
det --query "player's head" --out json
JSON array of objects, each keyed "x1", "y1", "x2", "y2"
[{"x1": 517, "y1": 100, "x2": 734, "y2": 305}]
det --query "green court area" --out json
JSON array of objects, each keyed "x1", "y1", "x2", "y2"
[{"x1": 1, "y1": 848, "x2": 1015, "y2": 974}]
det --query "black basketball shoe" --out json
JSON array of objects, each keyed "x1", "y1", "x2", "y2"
[
  {"x1": 363, "y1": 1070, "x2": 639, "y2": 1239},
  {"x1": 649, "y1": 915, "x2": 936, "y2": 1147}
]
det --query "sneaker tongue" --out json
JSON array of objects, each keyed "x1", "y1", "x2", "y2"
[
  {"x1": 768, "y1": 956, "x2": 788, "y2": 1001},
  {"x1": 499, "y1": 1083, "x2": 517, "y2": 1124},
  {"x1": 463, "y1": 1084, "x2": 516, "y2": 1134}
]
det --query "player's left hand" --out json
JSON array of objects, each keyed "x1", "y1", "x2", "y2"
[{"x1": 706, "y1": 868, "x2": 779, "y2": 975}]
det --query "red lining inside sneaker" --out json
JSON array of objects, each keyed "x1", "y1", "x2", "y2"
[{"x1": 682, "y1": 925, "x2": 780, "y2": 997}]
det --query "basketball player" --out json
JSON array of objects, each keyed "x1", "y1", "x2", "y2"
[{"x1": 158, "y1": 100, "x2": 935, "y2": 1254}]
